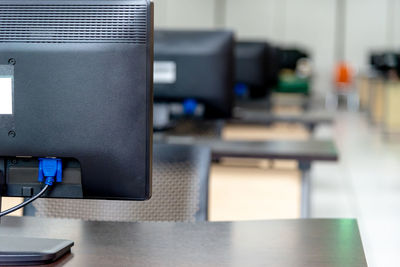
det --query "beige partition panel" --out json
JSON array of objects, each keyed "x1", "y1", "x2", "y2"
[
  {"x1": 208, "y1": 122, "x2": 309, "y2": 221},
  {"x1": 384, "y1": 81, "x2": 400, "y2": 134},
  {"x1": 369, "y1": 78, "x2": 385, "y2": 125},
  {"x1": 208, "y1": 164, "x2": 301, "y2": 221},
  {"x1": 357, "y1": 76, "x2": 370, "y2": 110},
  {"x1": 221, "y1": 123, "x2": 309, "y2": 168},
  {"x1": 222, "y1": 123, "x2": 310, "y2": 141},
  {"x1": 270, "y1": 93, "x2": 307, "y2": 114}
]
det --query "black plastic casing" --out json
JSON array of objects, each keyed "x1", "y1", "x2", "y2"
[
  {"x1": 0, "y1": 0, "x2": 154, "y2": 200},
  {"x1": 235, "y1": 41, "x2": 278, "y2": 98},
  {"x1": 154, "y1": 30, "x2": 235, "y2": 119}
]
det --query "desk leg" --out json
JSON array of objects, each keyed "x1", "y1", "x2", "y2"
[
  {"x1": 307, "y1": 123, "x2": 316, "y2": 134},
  {"x1": 0, "y1": 188, "x2": 2, "y2": 220},
  {"x1": 299, "y1": 161, "x2": 312, "y2": 218},
  {"x1": 216, "y1": 119, "x2": 225, "y2": 137},
  {"x1": 0, "y1": 159, "x2": 4, "y2": 216}
]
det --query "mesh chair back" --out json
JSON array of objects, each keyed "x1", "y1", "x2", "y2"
[{"x1": 32, "y1": 144, "x2": 211, "y2": 222}]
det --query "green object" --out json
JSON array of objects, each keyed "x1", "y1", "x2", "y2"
[{"x1": 275, "y1": 73, "x2": 310, "y2": 95}]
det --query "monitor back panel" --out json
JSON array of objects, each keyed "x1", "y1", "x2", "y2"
[
  {"x1": 0, "y1": 0, "x2": 153, "y2": 200},
  {"x1": 154, "y1": 30, "x2": 234, "y2": 118},
  {"x1": 235, "y1": 41, "x2": 268, "y2": 88},
  {"x1": 235, "y1": 41, "x2": 278, "y2": 98}
]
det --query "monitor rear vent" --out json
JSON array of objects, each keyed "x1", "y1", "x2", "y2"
[{"x1": 0, "y1": 4, "x2": 148, "y2": 44}]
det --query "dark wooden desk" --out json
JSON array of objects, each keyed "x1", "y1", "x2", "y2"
[
  {"x1": 156, "y1": 137, "x2": 339, "y2": 218},
  {"x1": 233, "y1": 108, "x2": 334, "y2": 132},
  {"x1": 235, "y1": 94, "x2": 311, "y2": 110},
  {"x1": 160, "y1": 137, "x2": 337, "y2": 161},
  {"x1": 0, "y1": 216, "x2": 367, "y2": 267}
]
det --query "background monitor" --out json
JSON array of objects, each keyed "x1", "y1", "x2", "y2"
[
  {"x1": 370, "y1": 51, "x2": 400, "y2": 78},
  {"x1": 0, "y1": 0, "x2": 154, "y2": 201},
  {"x1": 153, "y1": 29, "x2": 235, "y2": 119},
  {"x1": 279, "y1": 48, "x2": 309, "y2": 71},
  {"x1": 235, "y1": 41, "x2": 279, "y2": 98}
]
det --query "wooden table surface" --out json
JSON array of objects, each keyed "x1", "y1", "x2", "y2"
[
  {"x1": 232, "y1": 108, "x2": 334, "y2": 125},
  {"x1": 0, "y1": 216, "x2": 367, "y2": 267},
  {"x1": 160, "y1": 137, "x2": 338, "y2": 162}
]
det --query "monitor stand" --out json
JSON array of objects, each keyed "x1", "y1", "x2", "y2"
[
  {"x1": 0, "y1": 236, "x2": 74, "y2": 265},
  {"x1": 0, "y1": 193, "x2": 74, "y2": 265}
]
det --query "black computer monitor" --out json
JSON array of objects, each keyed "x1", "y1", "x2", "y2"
[
  {"x1": 370, "y1": 52, "x2": 400, "y2": 77},
  {"x1": 0, "y1": 0, "x2": 153, "y2": 264},
  {"x1": 153, "y1": 29, "x2": 235, "y2": 119},
  {"x1": 279, "y1": 48, "x2": 309, "y2": 70},
  {"x1": 0, "y1": 0, "x2": 153, "y2": 201},
  {"x1": 235, "y1": 41, "x2": 278, "y2": 98}
]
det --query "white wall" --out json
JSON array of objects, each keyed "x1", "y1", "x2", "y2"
[
  {"x1": 154, "y1": 0, "x2": 400, "y2": 95},
  {"x1": 282, "y1": 0, "x2": 336, "y2": 94},
  {"x1": 153, "y1": 0, "x2": 168, "y2": 27},
  {"x1": 154, "y1": 0, "x2": 216, "y2": 29},
  {"x1": 224, "y1": 0, "x2": 278, "y2": 40},
  {"x1": 345, "y1": 0, "x2": 389, "y2": 73},
  {"x1": 390, "y1": 0, "x2": 400, "y2": 49}
]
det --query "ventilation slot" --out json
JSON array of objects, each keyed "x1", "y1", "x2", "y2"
[{"x1": 0, "y1": 4, "x2": 148, "y2": 44}]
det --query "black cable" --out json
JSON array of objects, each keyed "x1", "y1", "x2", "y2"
[{"x1": 0, "y1": 184, "x2": 50, "y2": 217}]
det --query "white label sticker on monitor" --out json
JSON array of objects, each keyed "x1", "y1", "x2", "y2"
[
  {"x1": 154, "y1": 61, "x2": 176, "y2": 84},
  {"x1": 0, "y1": 77, "x2": 12, "y2": 114}
]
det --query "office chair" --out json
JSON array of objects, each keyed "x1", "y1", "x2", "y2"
[
  {"x1": 326, "y1": 61, "x2": 359, "y2": 111},
  {"x1": 31, "y1": 144, "x2": 211, "y2": 222}
]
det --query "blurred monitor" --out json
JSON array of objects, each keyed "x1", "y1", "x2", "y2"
[
  {"x1": 153, "y1": 29, "x2": 235, "y2": 122},
  {"x1": 370, "y1": 52, "x2": 400, "y2": 77},
  {"x1": 279, "y1": 48, "x2": 309, "y2": 70},
  {"x1": 235, "y1": 41, "x2": 279, "y2": 98}
]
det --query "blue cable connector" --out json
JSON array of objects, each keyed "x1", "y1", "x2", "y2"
[
  {"x1": 183, "y1": 98, "x2": 198, "y2": 115},
  {"x1": 0, "y1": 158, "x2": 61, "y2": 217},
  {"x1": 234, "y1": 83, "x2": 248, "y2": 97},
  {"x1": 38, "y1": 158, "x2": 62, "y2": 186}
]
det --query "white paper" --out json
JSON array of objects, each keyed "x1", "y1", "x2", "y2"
[
  {"x1": 154, "y1": 61, "x2": 177, "y2": 84},
  {"x1": 0, "y1": 77, "x2": 13, "y2": 114}
]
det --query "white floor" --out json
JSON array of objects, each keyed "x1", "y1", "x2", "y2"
[{"x1": 312, "y1": 111, "x2": 400, "y2": 267}]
